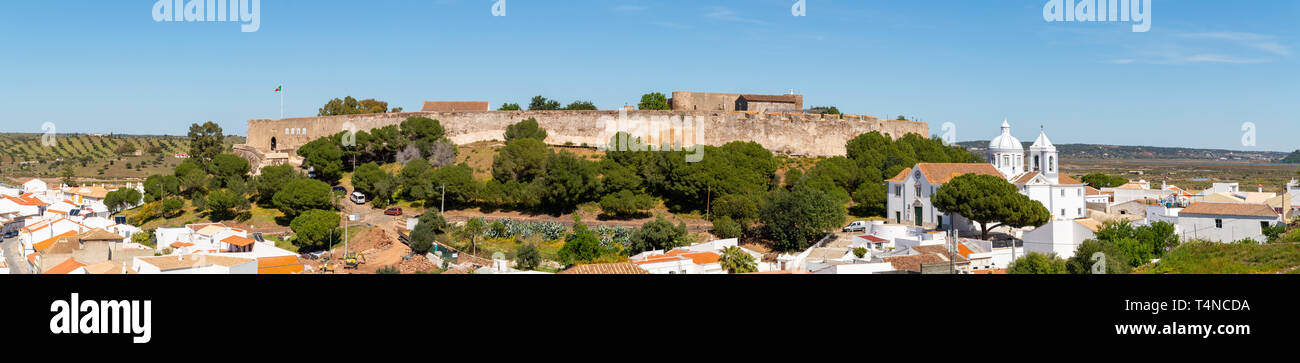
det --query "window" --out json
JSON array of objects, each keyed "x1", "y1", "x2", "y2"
[
  {"x1": 1061, "y1": 209, "x2": 1065, "y2": 216},
  {"x1": 1261, "y1": 221, "x2": 1270, "y2": 230},
  {"x1": 1078, "y1": 189, "x2": 1083, "y2": 196},
  {"x1": 1061, "y1": 190, "x2": 1065, "y2": 197},
  {"x1": 1078, "y1": 208, "x2": 1083, "y2": 216},
  {"x1": 915, "y1": 182, "x2": 921, "y2": 197},
  {"x1": 1049, "y1": 156, "x2": 1055, "y2": 172},
  {"x1": 1215, "y1": 219, "x2": 1223, "y2": 228},
  {"x1": 894, "y1": 185, "x2": 902, "y2": 197}
]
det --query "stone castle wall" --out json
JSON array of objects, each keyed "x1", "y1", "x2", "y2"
[{"x1": 241, "y1": 110, "x2": 928, "y2": 167}]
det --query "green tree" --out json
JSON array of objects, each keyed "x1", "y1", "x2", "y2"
[
  {"x1": 251, "y1": 164, "x2": 300, "y2": 205},
  {"x1": 205, "y1": 189, "x2": 248, "y2": 221},
  {"x1": 638, "y1": 92, "x2": 670, "y2": 110},
  {"x1": 1008, "y1": 252, "x2": 1068, "y2": 274},
  {"x1": 538, "y1": 151, "x2": 599, "y2": 211},
  {"x1": 498, "y1": 103, "x2": 522, "y2": 111},
  {"x1": 503, "y1": 118, "x2": 548, "y2": 143},
  {"x1": 515, "y1": 244, "x2": 541, "y2": 270},
  {"x1": 296, "y1": 137, "x2": 344, "y2": 184},
  {"x1": 931, "y1": 174, "x2": 1050, "y2": 240},
  {"x1": 564, "y1": 100, "x2": 598, "y2": 110},
  {"x1": 273, "y1": 178, "x2": 334, "y2": 220},
  {"x1": 711, "y1": 216, "x2": 743, "y2": 239},
  {"x1": 144, "y1": 174, "x2": 181, "y2": 201},
  {"x1": 399, "y1": 158, "x2": 434, "y2": 201},
  {"x1": 351, "y1": 162, "x2": 393, "y2": 204},
  {"x1": 528, "y1": 95, "x2": 562, "y2": 111},
  {"x1": 492, "y1": 138, "x2": 549, "y2": 183},
  {"x1": 409, "y1": 212, "x2": 447, "y2": 254},
  {"x1": 629, "y1": 215, "x2": 689, "y2": 254},
  {"x1": 558, "y1": 222, "x2": 604, "y2": 265},
  {"x1": 161, "y1": 198, "x2": 184, "y2": 218},
  {"x1": 457, "y1": 217, "x2": 486, "y2": 256},
  {"x1": 718, "y1": 246, "x2": 757, "y2": 274},
  {"x1": 810, "y1": 106, "x2": 841, "y2": 115},
  {"x1": 1066, "y1": 239, "x2": 1132, "y2": 274},
  {"x1": 210, "y1": 153, "x2": 251, "y2": 180},
  {"x1": 600, "y1": 190, "x2": 657, "y2": 218},
  {"x1": 711, "y1": 194, "x2": 760, "y2": 229},
  {"x1": 761, "y1": 188, "x2": 846, "y2": 252},
  {"x1": 104, "y1": 188, "x2": 142, "y2": 213},
  {"x1": 318, "y1": 96, "x2": 391, "y2": 116},
  {"x1": 429, "y1": 163, "x2": 482, "y2": 209},
  {"x1": 60, "y1": 164, "x2": 76, "y2": 187},
  {"x1": 1081, "y1": 173, "x2": 1128, "y2": 189},
  {"x1": 186, "y1": 121, "x2": 225, "y2": 164},
  {"x1": 290, "y1": 209, "x2": 341, "y2": 251}
]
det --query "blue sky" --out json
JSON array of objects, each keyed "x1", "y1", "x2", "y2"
[{"x1": 1, "y1": 0, "x2": 1296, "y2": 151}]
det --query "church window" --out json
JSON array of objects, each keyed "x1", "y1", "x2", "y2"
[
  {"x1": 1215, "y1": 219, "x2": 1223, "y2": 228},
  {"x1": 1049, "y1": 156, "x2": 1055, "y2": 172}
]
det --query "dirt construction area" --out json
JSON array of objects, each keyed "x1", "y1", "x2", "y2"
[{"x1": 302, "y1": 227, "x2": 437, "y2": 274}]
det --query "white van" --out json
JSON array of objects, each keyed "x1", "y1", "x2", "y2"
[{"x1": 350, "y1": 192, "x2": 366, "y2": 205}]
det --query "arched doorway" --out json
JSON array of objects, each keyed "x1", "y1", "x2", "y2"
[{"x1": 270, "y1": 137, "x2": 277, "y2": 151}]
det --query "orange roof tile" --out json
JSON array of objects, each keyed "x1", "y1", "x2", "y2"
[
  {"x1": 914, "y1": 163, "x2": 1003, "y2": 184},
  {"x1": 1057, "y1": 175, "x2": 1085, "y2": 185},
  {"x1": 43, "y1": 258, "x2": 86, "y2": 274},
  {"x1": 3, "y1": 194, "x2": 47, "y2": 206},
  {"x1": 679, "y1": 252, "x2": 720, "y2": 265},
  {"x1": 33, "y1": 230, "x2": 78, "y2": 251},
  {"x1": 170, "y1": 242, "x2": 194, "y2": 248},
  {"x1": 27, "y1": 253, "x2": 38, "y2": 264},
  {"x1": 258, "y1": 256, "x2": 303, "y2": 274},
  {"x1": 887, "y1": 168, "x2": 912, "y2": 183},
  {"x1": 1180, "y1": 202, "x2": 1279, "y2": 218},
  {"x1": 221, "y1": 236, "x2": 255, "y2": 247},
  {"x1": 558, "y1": 263, "x2": 650, "y2": 274}
]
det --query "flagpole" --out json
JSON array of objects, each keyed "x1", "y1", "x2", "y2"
[{"x1": 279, "y1": 85, "x2": 284, "y2": 120}]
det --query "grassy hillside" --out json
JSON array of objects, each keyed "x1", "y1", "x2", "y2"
[
  {"x1": 1141, "y1": 242, "x2": 1300, "y2": 274},
  {"x1": 0, "y1": 133, "x2": 243, "y2": 181}
]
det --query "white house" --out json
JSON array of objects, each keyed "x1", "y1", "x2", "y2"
[
  {"x1": 886, "y1": 121, "x2": 1088, "y2": 232},
  {"x1": 1288, "y1": 179, "x2": 1300, "y2": 216},
  {"x1": 1176, "y1": 202, "x2": 1282, "y2": 243},
  {"x1": 22, "y1": 179, "x2": 48, "y2": 194},
  {"x1": 631, "y1": 250, "x2": 723, "y2": 274},
  {"x1": 1022, "y1": 219, "x2": 1100, "y2": 259}
]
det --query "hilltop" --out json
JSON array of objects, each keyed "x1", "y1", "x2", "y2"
[{"x1": 0, "y1": 133, "x2": 245, "y2": 182}]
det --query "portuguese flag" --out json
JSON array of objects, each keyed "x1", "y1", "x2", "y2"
[{"x1": 274, "y1": 85, "x2": 282, "y2": 92}]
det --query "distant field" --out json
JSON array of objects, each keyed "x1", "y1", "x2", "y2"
[
  {"x1": 0, "y1": 133, "x2": 245, "y2": 182},
  {"x1": 1062, "y1": 158, "x2": 1300, "y2": 194}
]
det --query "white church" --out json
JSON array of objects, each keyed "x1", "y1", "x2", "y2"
[{"x1": 886, "y1": 120, "x2": 1088, "y2": 237}]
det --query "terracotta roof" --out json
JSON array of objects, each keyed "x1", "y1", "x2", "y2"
[
  {"x1": 1074, "y1": 218, "x2": 1103, "y2": 232},
  {"x1": 1179, "y1": 202, "x2": 1278, "y2": 218},
  {"x1": 257, "y1": 256, "x2": 304, "y2": 274},
  {"x1": 1085, "y1": 186, "x2": 1102, "y2": 196},
  {"x1": 558, "y1": 263, "x2": 650, "y2": 274},
  {"x1": 43, "y1": 258, "x2": 86, "y2": 274},
  {"x1": 77, "y1": 228, "x2": 124, "y2": 241},
  {"x1": 83, "y1": 261, "x2": 133, "y2": 274},
  {"x1": 1011, "y1": 172, "x2": 1041, "y2": 184},
  {"x1": 170, "y1": 242, "x2": 194, "y2": 248},
  {"x1": 882, "y1": 254, "x2": 947, "y2": 272},
  {"x1": 64, "y1": 186, "x2": 108, "y2": 200},
  {"x1": 913, "y1": 163, "x2": 1003, "y2": 184},
  {"x1": 911, "y1": 245, "x2": 969, "y2": 263},
  {"x1": 1057, "y1": 175, "x2": 1085, "y2": 185},
  {"x1": 27, "y1": 253, "x2": 38, "y2": 265},
  {"x1": 33, "y1": 230, "x2": 79, "y2": 251},
  {"x1": 972, "y1": 268, "x2": 1007, "y2": 275},
  {"x1": 887, "y1": 168, "x2": 912, "y2": 182},
  {"x1": 857, "y1": 235, "x2": 888, "y2": 243},
  {"x1": 3, "y1": 194, "x2": 47, "y2": 206},
  {"x1": 739, "y1": 94, "x2": 800, "y2": 103},
  {"x1": 222, "y1": 235, "x2": 255, "y2": 247},
  {"x1": 680, "y1": 252, "x2": 720, "y2": 265},
  {"x1": 135, "y1": 254, "x2": 256, "y2": 271}
]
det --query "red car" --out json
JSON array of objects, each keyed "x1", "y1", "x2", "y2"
[{"x1": 384, "y1": 207, "x2": 403, "y2": 216}]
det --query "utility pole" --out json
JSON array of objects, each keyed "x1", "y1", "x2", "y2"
[{"x1": 440, "y1": 183, "x2": 446, "y2": 215}]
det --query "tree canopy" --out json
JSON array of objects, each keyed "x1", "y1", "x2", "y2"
[
  {"x1": 638, "y1": 92, "x2": 671, "y2": 110},
  {"x1": 931, "y1": 174, "x2": 1050, "y2": 240},
  {"x1": 504, "y1": 118, "x2": 548, "y2": 143},
  {"x1": 291, "y1": 209, "x2": 341, "y2": 251},
  {"x1": 1081, "y1": 173, "x2": 1128, "y2": 189},
  {"x1": 318, "y1": 96, "x2": 394, "y2": 116},
  {"x1": 762, "y1": 188, "x2": 846, "y2": 252}
]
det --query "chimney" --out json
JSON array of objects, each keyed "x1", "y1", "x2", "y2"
[{"x1": 1259, "y1": 184, "x2": 1264, "y2": 193}]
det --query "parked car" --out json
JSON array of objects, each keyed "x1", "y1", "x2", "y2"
[
  {"x1": 384, "y1": 207, "x2": 403, "y2": 216},
  {"x1": 842, "y1": 220, "x2": 869, "y2": 233},
  {"x1": 350, "y1": 192, "x2": 367, "y2": 205},
  {"x1": 332, "y1": 186, "x2": 347, "y2": 194}
]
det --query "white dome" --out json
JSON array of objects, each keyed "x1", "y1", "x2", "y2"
[{"x1": 988, "y1": 119, "x2": 1023, "y2": 152}]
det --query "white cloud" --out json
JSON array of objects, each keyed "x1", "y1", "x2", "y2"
[{"x1": 705, "y1": 6, "x2": 767, "y2": 25}]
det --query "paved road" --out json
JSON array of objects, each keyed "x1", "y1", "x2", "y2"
[{"x1": 1, "y1": 236, "x2": 29, "y2": 274}]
